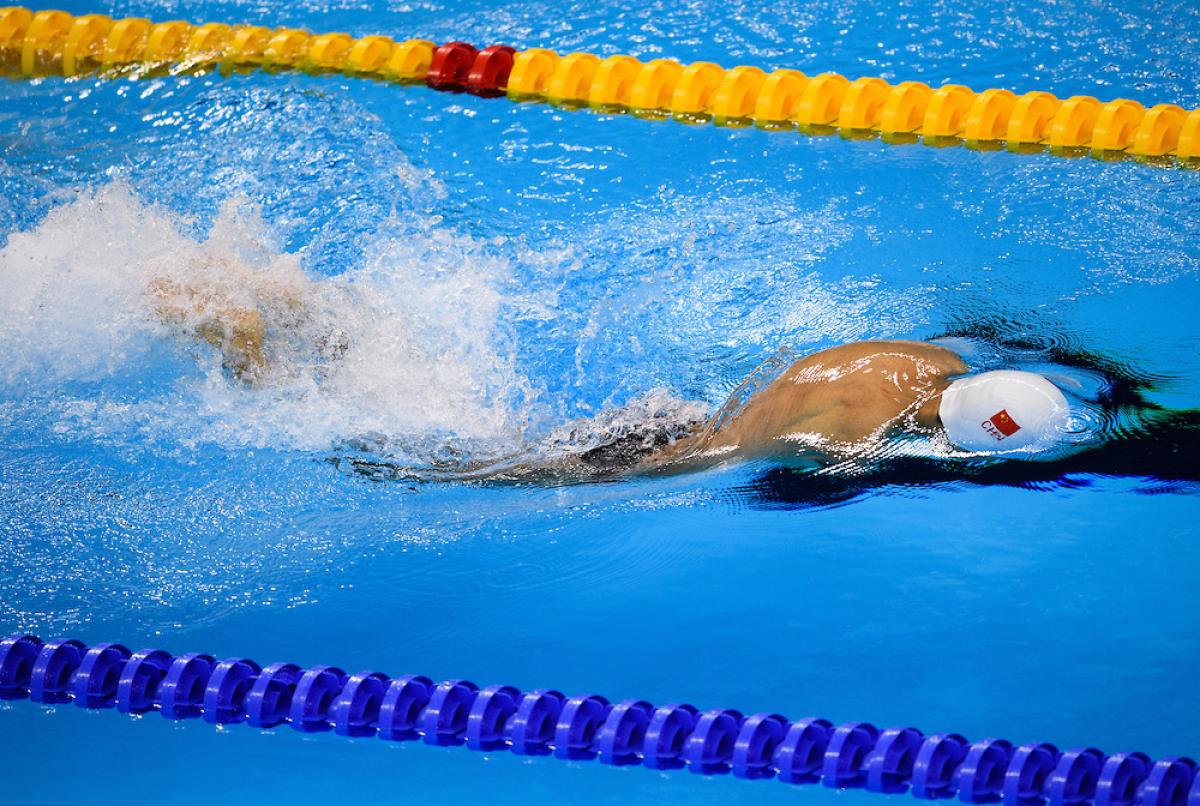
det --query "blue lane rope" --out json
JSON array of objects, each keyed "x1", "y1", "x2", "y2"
[{"x1": 2, "y1": 634, "x2": 1197, "y2": 804}]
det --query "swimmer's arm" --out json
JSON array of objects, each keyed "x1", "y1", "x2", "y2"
[{"x1": 147, "y1": 277, "x2": 267, "y2": 380}]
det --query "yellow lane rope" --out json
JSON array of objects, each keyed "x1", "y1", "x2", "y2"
[{"x1": 3, "y1": 7, "x2": 1199, "y2": 166}]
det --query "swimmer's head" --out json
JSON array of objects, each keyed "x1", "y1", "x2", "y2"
[{"x1": 938, "y1": 370, "x2": 1070, "y2": 455}]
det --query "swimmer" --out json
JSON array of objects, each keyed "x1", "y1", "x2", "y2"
[
  {"x1": 579, "y1": 340, "x2": 1071, "y2": 475},
  {"x1": 148, "y1": 272, "x2": 1070, "y2": 474}
]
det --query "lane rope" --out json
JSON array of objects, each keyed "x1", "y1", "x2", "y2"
[
  {"x1": 2, "y1": 7, "x2": 1200, "y2": 167},
  {"x1": 2, "y1": 634, "x2": 1198, "y2": 802}
]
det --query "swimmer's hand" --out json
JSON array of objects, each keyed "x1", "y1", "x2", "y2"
[{"x1": 148, "y1": 277, "x2": 267, "y2": 381}]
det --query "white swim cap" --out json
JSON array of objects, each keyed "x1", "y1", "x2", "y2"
[{"x1": 938, "y1": 370, "x2": 1070, "y2": 454}]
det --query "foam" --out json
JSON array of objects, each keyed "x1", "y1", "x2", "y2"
[{"x1": 0, "y1": 183, "x2": 537, "y2": 463}]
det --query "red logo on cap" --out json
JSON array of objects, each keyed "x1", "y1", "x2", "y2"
[{"x1": 981, "y1": 409, "x2": 1021, "y2": 440}]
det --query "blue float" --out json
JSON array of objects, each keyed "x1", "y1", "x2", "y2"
[{"x1": 1, "y1": 634, "x2": 1195, "y2": 803}]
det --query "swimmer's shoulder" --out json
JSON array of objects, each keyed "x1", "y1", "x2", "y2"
[
  {"x1": 790, "y1": 339, "x2": 968, "y2": 376},
  {"x1": 890, "y1": 339, "x2": 969, "y2": 375}
]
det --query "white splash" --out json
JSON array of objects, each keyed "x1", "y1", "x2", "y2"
[{"x1": 0, "y1": 183, "x2": 536, "y2": 460}]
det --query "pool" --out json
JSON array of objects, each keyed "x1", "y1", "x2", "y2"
[{"x1": 2, "y1": 0, "x2": 1199, "y2": 802}]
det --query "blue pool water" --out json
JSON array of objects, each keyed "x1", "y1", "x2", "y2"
[{"x1": 2, "y1": 0, "x2": 1199, "y2": 802}]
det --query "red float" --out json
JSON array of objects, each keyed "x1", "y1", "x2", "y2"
[
  {"x1": 426, "y1": 41, "x2": 478, "y2": 88},
  {"x1": 465, "y1": 44, "x2": 516, "y2": 95}
]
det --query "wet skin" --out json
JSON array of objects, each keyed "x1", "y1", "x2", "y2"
[{"x1": 655, "y1": 340, "x2": 969, "y2": 465}]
